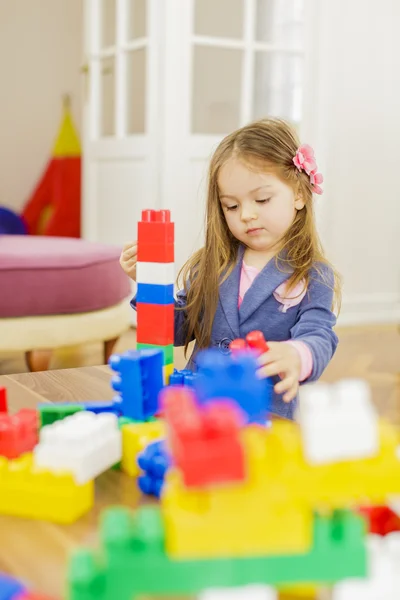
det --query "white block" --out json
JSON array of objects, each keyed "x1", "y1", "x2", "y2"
[
  {"x1": 333, "y1": 533, "x2": 400, "y2": 600},
  {"x1": 136, "y1": 261, "x2": 174, "y2": 286},
  {"x1": 299, "y1": 379, "x2": 379, "y2": 464},
  {"x1": 198, "y1": 585, "x2": 277, "y2": 600},
  {"x1": 33, "y1": 411, "x2": 122, "y2": 484}
]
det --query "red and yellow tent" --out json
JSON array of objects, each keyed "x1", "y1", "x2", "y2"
[{"x1": 22, "y1": 97, "x2": 81, "y2": 237}]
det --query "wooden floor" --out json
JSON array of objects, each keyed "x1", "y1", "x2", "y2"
[{"x1": 0, "y1": 324, "x2": 399, "y2": 420}]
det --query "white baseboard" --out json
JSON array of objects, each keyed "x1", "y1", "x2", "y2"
[{"x1": 337, "y1": 292, "x2": 400, "y2": 326}]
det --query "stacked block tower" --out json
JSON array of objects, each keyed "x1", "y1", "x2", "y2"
[{"x1": 136, "y1": 209, "x2": 175, "y2": 383}]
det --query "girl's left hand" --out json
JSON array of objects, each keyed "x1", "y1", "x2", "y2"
[{"x1": 256, "y1": 342, "x2": 301, "y2": 403}]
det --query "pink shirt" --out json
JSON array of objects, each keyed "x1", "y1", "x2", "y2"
[{"x1": 238, "y1": 262, "x2": 313, "y2": 382}]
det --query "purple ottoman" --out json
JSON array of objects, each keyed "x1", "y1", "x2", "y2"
[{"x1": 0, "y1": 236, "x2": 132, "y2": 371}]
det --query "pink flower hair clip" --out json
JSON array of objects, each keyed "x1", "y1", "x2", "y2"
[{"x1": 293, "y1": 144, "x2": 324, "y2": 195}]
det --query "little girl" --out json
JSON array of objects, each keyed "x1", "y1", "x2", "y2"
[{"x1": 120, "y1": 118, "x2": 340, "y2": 419}]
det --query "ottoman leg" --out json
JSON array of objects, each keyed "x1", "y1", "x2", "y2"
[
  {"x1": 104, "y1": 337, "x2": 118, "y2": 364},
  {"x1": 25, "y1": 350, "x2": 53, "y2": 372}
]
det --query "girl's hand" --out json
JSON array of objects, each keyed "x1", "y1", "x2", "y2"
[
  {"x1": 256, "y1": 342, "x2": 301, "y2": 403},
  {"x1": 119, "y1": 241, "x2": 138, "y2": 281}
]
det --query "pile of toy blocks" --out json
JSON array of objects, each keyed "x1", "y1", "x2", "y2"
[{"x1": 65, "y1": 344, "x2": 400, "y2": 600}]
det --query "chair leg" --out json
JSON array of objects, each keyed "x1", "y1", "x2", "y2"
[
  {"x1": 104, "y1": 337, "x2": 118, "y2": 364},
  {"x1": 25, "y1": 350, "x2": 53, "y2": 372}
]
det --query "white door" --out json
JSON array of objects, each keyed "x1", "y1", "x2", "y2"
[
  {"x1": 161, "y1": 0, "x2": 314, "y2": 272},
  {"x1": 82, "y1": 0, "x2": 162, "y2": 245},
  {"x1": 82, "y1": 0, "x2": 317, "y2": 271}
]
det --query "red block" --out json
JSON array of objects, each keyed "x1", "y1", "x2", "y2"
[
  {"x1": 229, "y1": 331, "x2": 269, "y2": 356},
  {"x1": 359, "y1": 506, "x2": 400, "y2": 536},
  {"x1": 137, "y1": 209, "x2": 174, "y2": 263},
  {"x1": 136, "y1": 303, "x2": 174, "y2": 346},
  {"x1": 161, "y1": 386, "x2": 246, "y2": 487},
  {"x1": 0, "y1": 387, "x2": 7, "y2": 412},
  {"x1": 0, "y1": 409, "x2": 38, "y2": 459},
  {"x1": 246, "y1": 330, "x2": 269, "y2": 354}
]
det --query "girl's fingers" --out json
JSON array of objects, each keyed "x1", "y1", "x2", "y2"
[
  {"x1": 283, "y1": 382, "x2": 299, "y2": 403},
  {"x1": 274, "y1": 375, "x2": 295, "y2": 395},
  {"x1": 257, "y1": 359, "x2": 287, "y2": 379}
]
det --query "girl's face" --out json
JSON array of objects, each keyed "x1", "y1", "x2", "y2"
[{"x1": 218, "y1": 157, "x2": 304, "y2": 255}]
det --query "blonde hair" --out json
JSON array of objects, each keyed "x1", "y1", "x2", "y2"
[{"x1": 178, "y1": 118, "x2": 341, "y2": 354}]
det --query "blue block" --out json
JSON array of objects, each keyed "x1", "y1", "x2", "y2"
[
  {"x1": 137, "y1": 440, "x2": 170, "y2": 498},
  {"x1": 169, "y1": 368, "x2": 197, "y2": 387},
  {"x1": 194, "y1": 350, "x2": 272, "y2": 424},
  {"x1": 0, "y1": 573, "x2": 25, "y2": 600},
  {"x1": 136, "y1": 283, "x2": 174, "y2": 305},
  {"x1": 81, "y1": 400, "x2": 122, "y2": 415},
  {"x1": 109, "y1": 349, "x2": 164, "y2": 420}
]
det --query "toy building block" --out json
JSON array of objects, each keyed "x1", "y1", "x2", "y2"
[
  {"x1": 162, "y1": 386, "x2": 246, "y2": 488},
  {"x1": 137, "y1": 439, "x2": 170, "y2": 498},
  {"x1": 0, "y1": 388, "x2": 7, "y2": 413},
  {"x1": 0, "y1": 453, "x2": 93, "y2": 523},
  {"x1": 169, "y1": 368, "x2": 197, "y2": 386},
  {"x1": 136, "y1": 262, "x2": 174, "y2": 286},
  {"x1": 229, "y1": 332, "x2": 269, "y2": 356},
  {"x1": 137, "y1": 209, "x2": 174, "y2": 263},
  {"x1": 358, "y1": 506, "x2": 400, "y2": 536},
  {"x1": 121, "y1": 420, "x2": 165, "y2": 477},
  {"x1": 0, "y1": 573, "x2": 25, "y2": 600},
  {"x1": 229, "y1": 338, "x2": 248, "y2": 354},
  {"x1": 34, "y1": 412, "x2": 121, "y2": 484},
  {"x1": 299, "y1": 379, "x2": 379, "y2": 464},
  {"x1": 163, "y1": 363, "x2": 174, "y2": 385},
  {"x1": 38, "y1": 403, "x2": 84, "y2": 427},
  {"x1": 68, "y1": 506, "x2": 366, "y2": 600},
  {"x1": 136, "y1": 342, "x2": 173, "y2": 366},
  {"x1": 198, "y1": 586, "x2": 277, "y2": 600},
  {"x1": 109, "y1": 349, "x2": 164, "y2": 420},
  {"x1": 254, "y1": 419, "x2": 400, "y2": 508},
  {"x1": 136, "y1": 303, "x2": 174, "y2": 346},
  {"x1": 0, "y1": 409, "x2": 38, "y2": 459},
  {"x1": 136, "y1": 283, "x2": 174, "y2": 305},
  {"x1": 194, "y1": 350, "x2": 272, "y2": 424},
  {"x1": 332, "y1": 533, "x2": 400, "y2": 600}
]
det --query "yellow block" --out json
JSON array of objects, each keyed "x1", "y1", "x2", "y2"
[
  {"x1": 163, "y1": 426, "x2": 313, "y2": 558},
  {"x1": 121, "y1": 420, "x2": 166, "y2": 477},
  {"x1": 163, "y1": 363, "x2": 174, "y2": 385},
  {"x1": 0, "y1": 453, "x2": 93, "y2": 524},
  {"x1": 265, "y1": 420, "x2": 400, "y2": 507}
]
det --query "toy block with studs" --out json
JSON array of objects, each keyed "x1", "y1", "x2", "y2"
[
  {"x1": 67, "y1": 506, "x2": 366, "y2": 600},
  {"x1": 161, "y1": 385, "x2": 246, "y2": 488},
  {"x1": 299, "y1": 379, "x2": 379, "y2": 465},
  {"x1": 33, "y1": 412, "x2": 122, "y2": 484},
  {"x1": 136, "y1": 303, "x2": 174, "y2": 346},
  {"x1": 136, "y1": 342, "x2": 173, "y2": 366},
  {"x1": 121, "y1": 419, "x2": 165, "y2": 477},
  {"x1": 137, "y1": 439, "x2": 171, "y2": 498},
  {"x1": 0, "y1": 408, "x2": 38, "y2": 459},
  {"x1": 38, "y1": 403, "x2": 84, "y2": 427},
  {"x1": 230, "y1": 331, "x2": 270, "y2": 355},
  {"x1": 0, "y1": 453, "x2": 93, "y2": 523},
  {"x1": 169, "y1": 368, "x2": 197, "y2": 386},
  {"x1": 194, "y1": 350, "x2": 272, "y2": 424},
  {"x1": 109, "y1": 349, "x2": 164, "y2": 420},
  {"x1": 136, "y1": 262, "x2": 174, "y2": 286},
  {"x1": 137, "y1": 209, "x2": 174, "y2": 263},
  {"x1": 136, "y1": 282, "x2": 174, "y2": 305}
]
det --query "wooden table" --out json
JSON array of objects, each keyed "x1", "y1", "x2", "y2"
[
  {"x1": 0, "y1": 366, "x2": 146, "y2": 598},
  {"x1": 0, "y1": 367, "x2": 305, "y2": 600}
]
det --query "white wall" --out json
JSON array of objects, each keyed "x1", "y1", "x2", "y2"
[
  {"x1": 311, "y1": 0, "x2": 400, "y2": 324},
  {"x1": 0, "y1": 0, "x2": 83, "y2": 212}
]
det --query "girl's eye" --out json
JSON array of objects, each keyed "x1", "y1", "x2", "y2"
[
  {"x1": 226, "y1": 205, "x2": 238, "y2": 211},
  {"x1": 256, "y1": 198, "x2": 271, "y2": 204}
]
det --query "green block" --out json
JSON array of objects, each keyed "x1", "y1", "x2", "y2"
[
  {"x1": 68, "y1": 507, "x2": 367, "y2": 600},
  {"x1": 39, "y1": 403, "x2": 84, "y2": 427},
  {"x1": 136, "y1": 343, "x2": 173, "y2": 365},
  {"x1": 117, "y1": 416, "x2": 158, "y2": 430}
]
